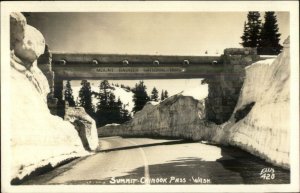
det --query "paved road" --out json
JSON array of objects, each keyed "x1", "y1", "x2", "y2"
[{"x1": 24, "y1": 137, "x2": 290, "y2": 185}]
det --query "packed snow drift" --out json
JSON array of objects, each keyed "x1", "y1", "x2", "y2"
[
  {"x1": 215, "y1": 37, "x2": 290, "y2": 168},
  {"x1": 10, "y1": 12, "x2": 91, "y2": 182},
  {"x1": 98, "y1": 94, "x2": 216, "y2": 140}
]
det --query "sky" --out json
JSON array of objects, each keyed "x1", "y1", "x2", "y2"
[{"x1": 25, "y1": 12, "x2": 289, "y2": 56}]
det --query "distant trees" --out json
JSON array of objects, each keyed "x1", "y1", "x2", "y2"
[
  {"x1": 150, "y1": 87, "x2": 159, "y2": 102},
  {"x1": 240, "y1": 11, "x2": 282, "y2": 55},
  {"x1": 78, "y1": 80, "x2": 95, "y2": 118},
  {"x1": 160, "y1": 89, "x2": 169, "y2": 101},
  {"x1": 64, "y1": 80, "x2": 76, "y2": 107},
  {"x1": 132, "y1": 81, "x2": 150, "y2": 113},
  {"x1": 76, "y1": 79, "x2": 171, "y2": 126}
]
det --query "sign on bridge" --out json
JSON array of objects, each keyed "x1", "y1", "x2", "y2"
[{"x1": 95, "y1": 67, "x2": 185, "y2": 73}]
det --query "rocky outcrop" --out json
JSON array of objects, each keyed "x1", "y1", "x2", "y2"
[
  {"x1": 36, "y1": 44, "x2": 58, "y2": 115},
  {"x1": 10, "y1": 12, "x2": 89, "y2": 181},
  {"x1": 37, "y1": 45, "x2": 55, "y2": 95},
  {"x1": 98, "y1": 94, "x2": 218, "y2": 140},
  {"x1": 64, "y1": 106, "x2": 98, "y2": 151},
  {"x1": 215, "y1": 37, "x2": 291, "y2": 168}
]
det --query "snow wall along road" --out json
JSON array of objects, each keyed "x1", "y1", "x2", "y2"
[
  {"x1": 10, "y1": 12, "x2": 91, "y2": 182},
  {"x1": 215, "y1": 37, "x2": 290, "y2": 169}
]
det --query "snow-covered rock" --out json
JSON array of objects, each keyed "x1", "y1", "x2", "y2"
[
  {"x1": 14, "y1": 25, "x2": 45, "y2": 66},
  {"x1": 10, "y1": 12, "x2": 26, "y2": 51},
  {"x1": 64, "y1": 107, "x2": 98, "y2": 151},
  {"x1": 215, "y1": 36, "x2": 290, "y2": 168},
  {"x1": 10, "y1": 12, "x2": 89, "y2": 182}
]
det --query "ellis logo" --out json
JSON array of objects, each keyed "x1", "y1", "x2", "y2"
[{"x1": 260, "y1": 168, "x2": 275, "y2": 180}]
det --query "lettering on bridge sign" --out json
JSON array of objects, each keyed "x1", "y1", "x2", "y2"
[{"x1": 95, "y1": 67, "x2": 186, "y2": 73}]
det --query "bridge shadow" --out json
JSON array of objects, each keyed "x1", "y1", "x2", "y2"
[{"x1": 97, "y1": 139, "x2": 192, "y2": 153}]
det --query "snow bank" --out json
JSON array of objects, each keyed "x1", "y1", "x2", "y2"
[
  {"x1": 65, "y1": 107, "x2": 99, "y2": 151},
  {"x1": 98, "y1": 94, "x2": 217, "y2": 140},
  {"x1": 215, "y1": 37, "x2": 290, "y2": 168},
  {"x1": 11, "y1": 58, "x2": 88, "y2": 181},
  {"x1": 10, "y1": 12, "x2": 88, "y2": 181}
]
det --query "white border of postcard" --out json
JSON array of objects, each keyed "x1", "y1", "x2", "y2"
[{"x1": 1, "y1": 1, "x2": 299, "y2": 192}]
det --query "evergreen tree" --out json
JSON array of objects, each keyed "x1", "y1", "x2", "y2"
[
  {"x1": 78, "y1": 80, "x2": 95, "y2": 118},
  {"x1": 161, "y1": 89, "x2": 165, "y2": 100},
  {"x1": 241, "y1": 12, "x2": 262, "y2": 47},
  {"x1": 96, "y1": 80, "x2": 131, "y2": 127},
  {"x1": 258, "y1": 12, "x2": 282, "y2": 55},
  {"x1": 120, "y1": 103, "x2": 131, "y2": 123},
  {"x1": 132, "y1": 81, "x2": 150, "y2": 113},
  {"x1": 64, "y1": 80, "x2": 76, "y2": 107},
  {"x1": 150, "y1": 87, "x2": 159, "y2": 102},
  {"x1": 164, "y1": 90, "x2": 169, "y2": 99},
  {"x1": 95, "y1": 80, "x2": 110, "y2": 126},
  {"x1": 107, "y1": 92, "x2": 120, "y2": 124}
]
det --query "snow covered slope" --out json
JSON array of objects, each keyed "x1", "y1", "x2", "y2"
[
  {"x1": 10, "y1": 13, "x2": 88, "y2": 181},
  {"x1": 216, "y1": 37, "x2": 290, "y2": 168},
  {"x1": 72, "y1": 85, "x2": 134, "y2": 113}
]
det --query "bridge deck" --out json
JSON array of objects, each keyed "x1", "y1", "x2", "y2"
[{"x1": 52, "y1": 64, "x2": 230, "y2": 80}]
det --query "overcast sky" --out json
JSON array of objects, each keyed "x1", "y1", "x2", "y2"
[{"x1": 26, "y1": 12, "x2": 289, "y2": 55}]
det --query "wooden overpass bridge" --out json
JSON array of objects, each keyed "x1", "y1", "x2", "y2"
[{"x1": 51, "y1": 53, "x2": 223, "y2": 80}]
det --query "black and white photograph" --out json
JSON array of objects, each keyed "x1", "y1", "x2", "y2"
[{"x1": 1, "y1": 1, "x2": 299, "y2": 192}]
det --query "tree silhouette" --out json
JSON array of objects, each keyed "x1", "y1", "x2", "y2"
[
  {"x1": 150, "y1": 87, "x2": 159, "y2": 102},
  {"x1": 258, "y1": 12, "x2": 282, "y2": 55},
  {"x1": 64, "y1": 80, "x2": 76, "y2": 107},
  {"x1": 164, "y1": 90, "x2": 169, "y2": 99},
  {"x1": 241, "y1": 12, "x2": 262, "y2": 48},
  {"x1": 120, "y1": 103, "x2": 131, "y2": 123},
  {"x1": 132, "y1": 81, "x2": 150, "y2": 113},
  {"x1": 78, "y1": 80, "x2": 95, "y2": 118},
  {"x1": 161, "y1": 89, "x2": 165, "y2": 101}
]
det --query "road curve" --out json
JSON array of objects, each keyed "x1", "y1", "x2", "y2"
[{"x1": 23, "y1": 137, "x2": 290, "y2": 185}]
